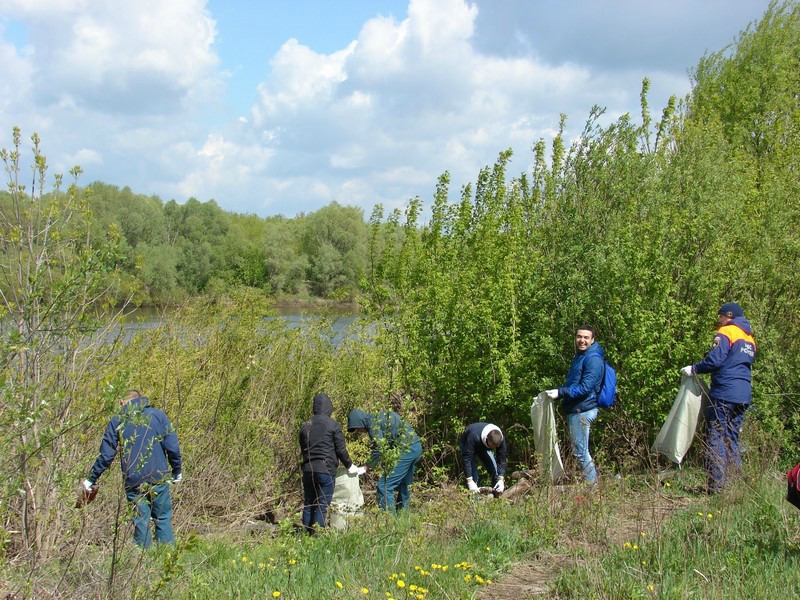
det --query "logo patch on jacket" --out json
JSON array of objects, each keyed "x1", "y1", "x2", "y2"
[{"x1": 711, "y1": 336, "x2": 721, "y2": 350}]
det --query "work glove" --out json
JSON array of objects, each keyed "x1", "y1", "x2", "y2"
[
  {"x1": 680, "y1": 365, "x2": 694, "y2": 377},
  {"x1": 173, "y1": 472, "x2": 183, "y2": 484},
  {"x1": 466, "y1": 477, "x2": 479, "y2": 492},
  {"x1": 83, "y1": 479, "x2": 94, "y2": 492},
  {"x1": 348, "y1": 464, "x2": 359, "y2": 475},
  {"x1": 545, "y1": 389, "x2": 559, "y2": 400},
  {"x1": 493, "y1": 477, "x2": 505, "y2": 494},
  {"x1": 356, "y1": 466, "x2": 367, "y2": 476}
]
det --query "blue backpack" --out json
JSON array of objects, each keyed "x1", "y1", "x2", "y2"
[{"x1": 596, "y1": 360, "x2": 617, "y2": 409}]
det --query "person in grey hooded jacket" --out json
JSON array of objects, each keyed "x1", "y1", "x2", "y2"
[
  {"x1": 299, "y1": 393, "x2": 363, "y2": 532},
  {"x1": 347, "y1": 407, "x2": 422, "y2": 512}
]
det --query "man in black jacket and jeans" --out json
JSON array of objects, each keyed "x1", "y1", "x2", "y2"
[{"x1": 299, "y1": 393, "x2": 363, "y2": 533}]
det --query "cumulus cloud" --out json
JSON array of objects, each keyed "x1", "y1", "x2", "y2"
[{"x1": 0, "y1": 0, "x2": 774, "y2": 217}]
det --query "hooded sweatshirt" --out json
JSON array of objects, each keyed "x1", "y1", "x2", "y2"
[
  {"x1": 347, "y1": 409, "x2": 421, "y2": 469},
  {"x1": 88, "y1": 396, "x2": 182, "y2": 491},
  {"x1": 299, "y1": 393, "x2": 353, "y2": 476},
  {"x1": 693, "y1": 316, "x2": 756, "y2": 404}
]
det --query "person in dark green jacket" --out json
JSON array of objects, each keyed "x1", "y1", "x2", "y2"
[{"x1": 347, "y1": 408, "x2": 422, "y2": 512}]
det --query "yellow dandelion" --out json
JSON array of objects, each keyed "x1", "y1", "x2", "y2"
[
  {"x1": 640, "y1": 532, "x2": 647, "y2": 537},
  {"x1": 623, "y1": 542, "x2": 632, "y2": 549},
  {"x1": 336, "y1": 581, "x2": 343, "y2": 589},
  {"x1": 475, "y1": 575, "x2": 485, "y2": 584},
  {"x1": 409, "y1": 585, "x2": 417, "y2": 591},
  {"x1": 442, "y1": 565, "x2": 449, "y2": 572},
  {"x1": 397, "y1": 580, "x2": 405, "y2": 588},
  {"x1": 485, "y1": 546, "x2": 491, "y2": 551},
  {"x1": 647, "y1": 584, "x2": 654, "y2": 591},
  {"x1": 486, "y1": 580, "x2": 492, "y2": 585},
  {"x1": 400, "y1": 572, "x2": 407, "y2": 578},
  {"x1": 707, "y1": 513, "x2": 713, "y2": 519},
  {"x1": 417, "y1": 596, "x2": 424, "y2": 600},
  {"x1": 641, "y1": 561, "x2": 647, "y2": 566},
  {"x1": 697, "y1": 511, "x2": 703, "y2": 516},
  {"x1": 388, "y1": 573, "x2": 398, "y2": 581},
  {"x1": 241, "y1": 556, "x2": 248, "y2": 563},
  {"x1": 464, "y1": 574, "x2": 472, "y2": 582},
  {"x1": 633, "y1": 544, "x2": 639, "y2": 550},
  {"x1": 361, "y1": 588, "x2": 369, "y2": 594},
  {"x1": 259, "y1": 563, "x2": 266, "y2": 569},
  {"x1": 665, "y1": 482, "x2": 671, "y2": 487},
  {"x1": 272, "y1": 593, "x2": 281, "y2": 598},
  {"x1": 288, "y1": 559, "x2": 297, "y2": 565}
]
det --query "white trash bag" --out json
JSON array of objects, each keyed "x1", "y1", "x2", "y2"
[
  {"x1": 651, "y1": 374, "x2": 710, "y2": 465},
  {"x1": 328, "y1": 466, "x2": 364, "y2": 530},
  {"x1": 531, "y1": 392, "x2": 566, "y2": 482}
]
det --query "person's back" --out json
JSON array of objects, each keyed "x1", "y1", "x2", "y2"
[{"x1": 300, "y1": 393, "x2": 351, "y2": 476}]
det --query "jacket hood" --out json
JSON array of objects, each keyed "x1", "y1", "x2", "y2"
[
  {"x1": 730, "y1": 316, "x2": 753, "y2": 336},
  {"x1": 347, "y1": 409, "x2": 370, "y2": 432},
  {"x1": 312, "y1": 393, "x2": 334, "y2": 416},
  {"x1": 581, "y1": 340, "x2": 604, "y2": 359}
]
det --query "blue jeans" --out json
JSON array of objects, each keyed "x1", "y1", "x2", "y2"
[
  {"x1": 301, "y1": 471, "x2": 335, "y2": 533},
  {"x1": 567, "y1": 409, "x2": 598, "y2": 484},
  {"x1": 458, "y1": 441, "x2": 500, "y2": 487},
  {"x1": 125, "y1": 482, "x2": 174, "y2": 548},
  {"x1": 704, "y1": 398, "x2": 748, "y2": 492},
  {"x1": 377, "y1": 440, "x2": 423, "y2": 512}
]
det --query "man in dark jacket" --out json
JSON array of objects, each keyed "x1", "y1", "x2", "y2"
[
  {"x1": 458, "y1": 422, "x2": 507, "y2": 494},
  {"x1": 546, "y1": 325, "x2": 604, "y2": 484},
  {"x1": 83, "y1": 390, "x2": 182, "y2": 547},
  {"x1": 299, "y1": 393, "x2": 363, "y2": 533},
  {"x1": 681, "y1": 302, "x2": 756, "y2": 493},
  {"x1": 347, "y1": 407, "x2": 422, "y2": 513}
]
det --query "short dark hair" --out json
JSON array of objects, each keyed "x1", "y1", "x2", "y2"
[
  {"x1": 487, "y1": 429, "x2": 503, "y2": 447},
  {"x1": 576, "y1": 325, "x2": 594, "y2": 336}
]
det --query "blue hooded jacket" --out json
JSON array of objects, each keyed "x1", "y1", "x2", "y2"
[
  {"x1": 558, "y1": 341, "x2": 604, "y2": 414},
  {"x1": 693, "y1": 316, "x2": 756, "y2": 404},
  {"x1": 347, "y1": 409, "x2": 421, "y2": 469},
  {"x1": 88, "y1": 396, "x2": 182, "y2": 491}
]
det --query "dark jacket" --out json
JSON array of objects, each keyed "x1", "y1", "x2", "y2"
[
  {"x1": 299, "y1": 393, "x2": 353, "y2": 476},
  {"x1": 88, "y1": 396, "x2": 182, "y2": 491},
  {"x1": 694, "y1": 317, "x2": 756, "y2": 404},
  {"x1": 347, "y1": 409, "x2": 421, "y2": 469},
  {"x1": 558, "y1": 341, "x2": 604, "y2": 414},
  {"x1": 458, "y1": 422, "x2": 507, "y2": 478}
]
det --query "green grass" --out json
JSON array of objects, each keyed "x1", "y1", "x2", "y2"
[{"x1": 5, "y1": 469, "x2": 800, "y2": 599}]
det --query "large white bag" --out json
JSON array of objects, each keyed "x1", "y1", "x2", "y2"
[
  {"x1": 530, "y1": 392, "x2": 566, "y2": 482},
  {"x1": 651, "y1": 375, "x2": 710, "y2": 464},
  {"x1": 328, "y1": 466, "x2": 364, "y2": 530}
]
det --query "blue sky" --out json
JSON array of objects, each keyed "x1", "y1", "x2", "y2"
[{"x1": 0, "y1": 0, "x2": 774, "y2": 219}]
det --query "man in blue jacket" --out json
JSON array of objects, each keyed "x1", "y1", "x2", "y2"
[
  {"x1": 681, "y1": 302, "x2": 756, "y2": 493},
  {"x1": 83, "y1": 390, "x2": 182, "y2": 547},
  {"x1": 458, "y1": 422, "x2": 507, "y2": 494},
  {"x1": 546, "y1": 325, "x2": 604, "y2": 484},
  {"x1": 347, "y1": 407, "x2": 422, "y2": 513}
]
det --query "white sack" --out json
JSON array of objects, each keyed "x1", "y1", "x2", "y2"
[
  {"x1": 530, "y1": 392, "x2": 566, "y2": 482},
  {"x1": 328, "y1": 466, "x2": 364, "y2": 530},
  {"x1": 651, "y1": 374, "x2": 710, "y2": 464}
]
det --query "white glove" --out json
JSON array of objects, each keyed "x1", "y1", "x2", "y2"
[
  {"x1": 680, "y1": 365, "x2": 694, "y2": 377},
  {"x1": 356, "y1": 466, "x2": 367, "y2": 476},
  {"x1": 466, "y1": 477, "x2": 479, "y2": 492},
  {"x1": 348, "y1": 464, "x2": 359, "y2": 475},
  {"x1": 493, "y1": 477, "x2": 505, "y2": 493},
  {"x1": 83, "y1": 479, "x2": 94, "y2": 491},
  {"x1": 545, "y1": 389, "x2": 559, "y2": 400},
  {"x1": 173, "y1": 472, "x2": 182, "y2": 483}
]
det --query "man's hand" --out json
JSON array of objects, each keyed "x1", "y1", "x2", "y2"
[
  {"x1": 493, "y1": 477, "x2": 505, "y2": 494},
  {"x1": 356, "y1": 466, "x2": 367, "y2": 476},
  {"x1": 466, "y1": 477, "x2": 479, "y2": 492},
  {"x1": 680, "y1": 365, "x2": 694, "y2": 377},
  {"x1": 545, "y1": 389, "x2": 559, "y2": 400},
  {"x1": 348, "y1": 464, "x2": 359, "y2": 475}
]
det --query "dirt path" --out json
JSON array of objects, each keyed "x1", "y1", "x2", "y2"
[{"x1": 476, "y1": 482, "x2": 695, "y2": 599}]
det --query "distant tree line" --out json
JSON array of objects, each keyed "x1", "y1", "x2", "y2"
[{"x1": 0, "y1": 184, "x2": 370, "y2": 306}]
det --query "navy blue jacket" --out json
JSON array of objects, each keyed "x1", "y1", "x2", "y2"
[
  {"x1": 88, "y1": 396, "x2": 182, "y2": 491},
  {"x1": 347, "y1": 409, "x2": 421, "y2": 469},
  {"x1": 299, "y1": 393, "x2": 353, "y2": 476},
  {"x1": 558, "y1": 341, "x2": 604, "y2": 414},
  {"x1": 458, "y1": 422, "x2": 507, "y2": 478},
  {"x1": 693, "y1": 317, "x2": 756, "y2": 404}
]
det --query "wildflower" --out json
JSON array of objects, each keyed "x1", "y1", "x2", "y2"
[
  {"x1": 442, "y1": 565, "x2": 449, "y2": 572},
  {"x1": 665, "y1": 481, "x2": 671, "y2": 487},
  {"x1": 288, "y1": 559, "x2": 297, "y2": 565},
  {"x1": 707, "y1": 513, "x2": 713, "y2": 519},
  {"x1": 486, "y1": 580, "x2": 492, "y2": 584},
  {"x1": 417, "y1": 596, "x2": 424, "y2": 600},
  {"x1": 361, "y1": 588, "x2": 369, "y2": 594},
  {"x1": 464, "y1": 574, "x2": 472, "y2": 582},
  {"x1": 623, "y1": 542, "x2": 632, "y2": 549},
  {"x1": 242, "y1": 556, "x2": 248, "y2": 563},
  {"x1": 336, "y1": 581, "x2": 343, "y2": 589},
  {"x1": 485, "y1": 546, "x2": 491, "y2": 551},
  {"x1": 633, "y1": 544, "x2": 639, "y2": 550},
  {"x1": 647, "y1": 584, "x2": 654, "y2": 591},
  {"x1": 397, "y1": 580, "x2": 405, "y2": 589},
  {"x1": 641, "y1": 561, "x2": 647, "y2": 566},
  {"x1": 388, "y1": 573, "x2": 398, "y2": 581},
  {"x1": 697, "y1": 512, "x2": 703, "y2": 516},
  {"x1": 259, "y1": 563, "x2": 266, "y2": 569},
  {"x1": 409, "y1": 584, "x2": 418, "y2": 591},
  {"x1": 640, "y1": 532, "x2": 647, "y2": 537},
  {"x1": 272, "y1": 593, "x2": 281, "y2": 598},
  {"x1": 475, "y1": 575, "x2": 485, "y2": 584}
]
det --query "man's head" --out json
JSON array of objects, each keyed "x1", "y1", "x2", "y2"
[
  {"x1": 575, "y1": 325, "x2": 595, "y2": 352},
  {"x1": 718, "y1": 302, "x2": 743, "y2": 325},
  {"x1": 120, "y1": 390, "x2": 141, "y2": 406},
  {"x1": 486, "y1": 429, "x2": 503, "y2": 449}
]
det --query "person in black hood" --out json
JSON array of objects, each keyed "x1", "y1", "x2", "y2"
[{"x1": 299, "y1": 393, "x2": 363, "y2": 533}]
